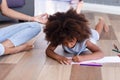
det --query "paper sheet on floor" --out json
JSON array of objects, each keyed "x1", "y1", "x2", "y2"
[{"x1": 67, "y1": 56, "x2": 120, "y2": 64}]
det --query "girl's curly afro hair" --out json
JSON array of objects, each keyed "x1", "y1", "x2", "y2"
[{"x1": 44, "y1": 8, "x2": 91, "y2": 46}]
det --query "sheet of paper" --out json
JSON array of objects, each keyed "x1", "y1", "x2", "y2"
[{"x1": 67, "y1": 56, "x2": 120, "y2": 64}]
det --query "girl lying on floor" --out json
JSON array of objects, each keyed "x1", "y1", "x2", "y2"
[{"x1": 44, "y1": 1, "x2": 109, "y2": 64}]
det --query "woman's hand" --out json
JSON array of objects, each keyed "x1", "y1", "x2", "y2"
[{"x1": 33, "y1": 13, "x2": 48, "y2": 24}]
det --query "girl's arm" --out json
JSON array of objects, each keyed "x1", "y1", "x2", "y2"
[
  {"x1": 46, "y1": 43, "x2": 71, "y2": 64},
  {"x1": 72, "y1": 40, "x2": 104, "y2": 62},
  {"x1": 1, "y1": 0, "x2": 48, "y2": 23}
]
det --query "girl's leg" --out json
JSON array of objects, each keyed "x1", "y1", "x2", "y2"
[
  {"x1": 70, "y1": 0, "x2": 79, "y2": 4},
  {"x1": 76, "y1": 0, "x2": 84, "y2": 14},
  {"x1": 95, "y1": 18, "x2": 109, "y2": 36}
]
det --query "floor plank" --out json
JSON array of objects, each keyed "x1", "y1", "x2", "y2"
[
  {"x1": 70, "y1": 64, "x2": 102, "y2": 80},
  {"x1": 0, "y1": 63, "x2": 15, "y2": 80},
  {"x1": 110, "y1": 20, "x2": 120, "y2": 43},
  {"x1": 0, "y1": 52, "x2": 25, "y2": 64},
  {"x1": 98, "y1": 40, "x2": 120, "y2": 56},
  {"x1": 37, "y1": 65, "x2": 72, "y2": 80},
  {"x1": 4, "y1": 49, "x2": 46, "y2": 80},
  {"x1": 100, "y1": 25, "x2": 117, "y2": 40},
  {"x1": 101, "y1": 66, "x2": 120, "y2": 80}
]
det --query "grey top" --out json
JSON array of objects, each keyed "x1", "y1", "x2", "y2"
[{"x1": 63, "y1": 29, "x2": 100, "y2": 55}]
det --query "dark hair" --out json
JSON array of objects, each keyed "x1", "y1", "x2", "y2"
[{"x1": 44, "y1": 8, "x2": 91, "y2": 46}]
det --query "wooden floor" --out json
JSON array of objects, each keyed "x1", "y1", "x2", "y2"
[{"x1": 0, "y1": 11, "x2": 120, "y2": 80}]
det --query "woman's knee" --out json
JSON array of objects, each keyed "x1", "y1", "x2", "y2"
[
  {"x1": 27, "y1": 22, "x2": 41, "y2": 32},
  {"x1": 31, "y1": 22, "x2": 42, "y2": 34}
]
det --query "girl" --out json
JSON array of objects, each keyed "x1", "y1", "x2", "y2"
[{"x1": 44, "y1": 8, "x2": 109, "y2": 65}]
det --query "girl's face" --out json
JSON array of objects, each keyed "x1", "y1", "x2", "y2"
[{"x1": 63, "y1": 38, "x2": 77, "y2": 48}]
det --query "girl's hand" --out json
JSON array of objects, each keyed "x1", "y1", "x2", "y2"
[
  {"x1": 72, "y1": 55, "x2": 82, "y2": 62},
  {"x1": 33, "y1": 13, "x2": 48, "y2": 24},
  {"x1": 56, "y1": 56, "x2": 72, "y2": 65}
]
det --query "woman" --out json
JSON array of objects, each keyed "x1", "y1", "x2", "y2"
[{"x1": 0, "y1": 0, "x2": 48, "y2": 56}]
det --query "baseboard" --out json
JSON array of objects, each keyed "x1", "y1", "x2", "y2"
[{"x1": 82, "y1": 3, "x2": 120, "y2": 15}]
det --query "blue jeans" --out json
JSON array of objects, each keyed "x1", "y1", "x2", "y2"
[{"x1": 0, "y1": 22, "x2": 41, "y2": 46}]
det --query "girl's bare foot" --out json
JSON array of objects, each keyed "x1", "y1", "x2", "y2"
[
  {"x1": 70, "y1": 0, "x2": 79, "y2": 4},
  {"x1": 99, "y1": 17, "x2": 109, "y2": 32},
  {"x1": 76, "y1": 0, "x2": 84, "y2": 14}
]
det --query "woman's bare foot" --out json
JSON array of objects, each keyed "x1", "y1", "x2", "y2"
[
  {"x1": 22, "y1": 44, "x2": 34, "y2": 51},
  {"x1": 99, "y1": 17, "x2": 109, "y2": 32},
  {"x1": 4, "y1": 43, "x2": 34, "y2": 55}
]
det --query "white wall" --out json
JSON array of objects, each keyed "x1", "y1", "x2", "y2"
[{"x1": 82, "y1": 3, "x2": 120, "y2": 15}]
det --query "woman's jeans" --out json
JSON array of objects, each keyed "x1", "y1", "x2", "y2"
[{"x1": 0, "y1": 22, "x2": 41, "y2": 56}]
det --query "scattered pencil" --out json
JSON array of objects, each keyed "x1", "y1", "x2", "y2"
[
  {"x1": 112, "y1": 43, "x2": 120, "y2": 53},
  {"x1": 112, "y1": 49, "x2": 120, "y2": 53},
  {"x1": 80, "y1": 63, "x2": 102, "y2": 67}
]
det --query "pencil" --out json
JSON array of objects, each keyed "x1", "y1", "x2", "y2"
[
  {"x1": 112, "y1": 49, "x2": 120, "y2": 53},
  {"x1": 80, "y1": 63, "x2": 102, "y2": 67}
]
